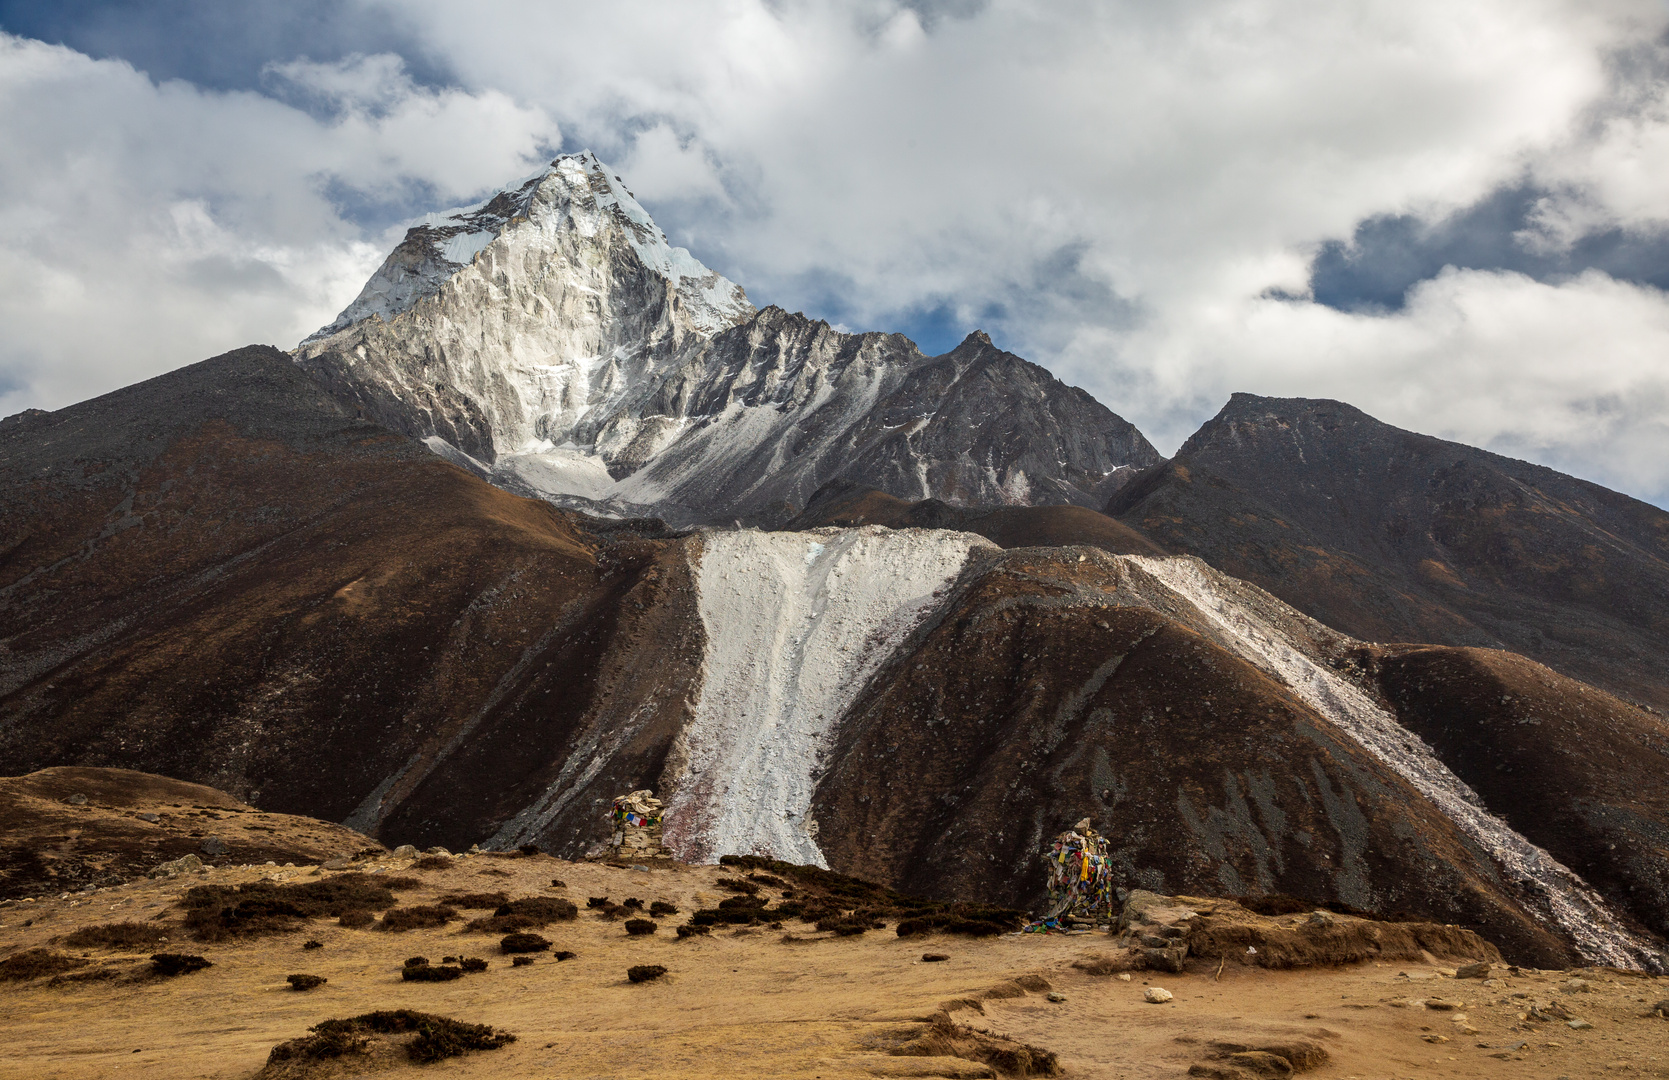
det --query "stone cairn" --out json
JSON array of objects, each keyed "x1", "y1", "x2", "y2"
[
  {"x1": 1025, "y1": 817, "x2": 1117, "y2": 932},
  {"x1": 608, "y1": 790, "x2": 669, "y2": 860}
]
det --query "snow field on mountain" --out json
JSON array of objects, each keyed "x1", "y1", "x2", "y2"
[
  {"x1": 1127, "y1": 554, "x2": 1664, "y2": 970},
  {"x1": 664, "y1": 526, "x2": 993, "y2": 866}
]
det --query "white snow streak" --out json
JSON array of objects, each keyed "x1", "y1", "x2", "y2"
[
  {"x1": 1128, "y1": 554, "x2": 1664, "y2": 971},
  {"x1": 663, "y1": 526, "x2": 991, "y2": 866}
]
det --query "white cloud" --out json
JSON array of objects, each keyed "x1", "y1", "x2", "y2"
[
  {"x1": 0, "y1": 35, "x2": 557, "y2": 416},
  {"x1": 1113, "y1": 268, "x2": 1669, "y2": 499},
  {"x1": 5, "y1": 2, "x2": 1669, "y2": 504}
]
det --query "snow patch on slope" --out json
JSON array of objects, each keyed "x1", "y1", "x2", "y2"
[
  {"x1": 1127, "y1": 554, "x2": 1665, "y2": 972},
  {"x1": 664, "y1": 526, "x2": 992, "y2": 865}
]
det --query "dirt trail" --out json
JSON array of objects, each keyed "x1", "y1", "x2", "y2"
[{"x1": 0, "y1": 854, "x2": 1664, "y2": 1079}]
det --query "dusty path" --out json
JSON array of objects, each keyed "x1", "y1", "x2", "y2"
[{"x1": 1, "y1": 854, "x2": 1663, "y2": 1079}]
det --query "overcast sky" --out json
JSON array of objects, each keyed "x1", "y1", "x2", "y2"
[{"x1": 3, "y1": 1, "x2": 1669, "y2": 506}]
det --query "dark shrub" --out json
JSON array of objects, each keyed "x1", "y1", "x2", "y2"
[
  {"x1": 303, "y1": 940, "x2": 323, "y2": 949},
  {"x1": 151, "y1": 953, "x2": 212, "y2": 976},
  {"x1": 499, "y1": 933, "x2": 551, "y2": 954},
  {"x1": 266, "y1": 1011, "x2": 514, "y2": 1065},
  {"x1": 402, "y1": 964, "x2": 463, "y2": 982},
  {"x1": 748, "y1": 874, "x2": 787, "y2": 888},
  {"x1": 715, "y1": 877, "x2": 758, "y2": 894},
  {"x1": 404, "y1": 956, "x2": 430, "y2": 968},
  {"x1": 624, "y1": 918, "x2": 657, "y2": 936},
  {"x1": 338, "y1": 909, "x2": 374, "y2": 928},
  {"x1": 676, "y1": 924, "x2": 710, "y2": 938},
  {"x1": 649, "y1": 900, "x2": 679, "y2": 916},
  {"x1": 379, "y1": 905, "x2": 458, "y2": 932},
  {"x1": 517, "y1": 844, "x2": 543, "y2": 856},
  {"x1": 922, "y1": 953, "x2": 949, "y2": 962},
  {"x1": 411, "y1": 855, "x2": 454, "y2": 871},
  {"x1": 0, "y1": 949, "x2": 87, "y2": 981},
  {"x1": 550, "y1": 879, "x2": 566, "y2": 888},
  {"x1": 58, "y1": 921, "x2": 171, "y2": 949},
  {"x1": 627, "y1": 964, "x2": 667, "y2": 983},
  {"x1": 554, "y1": 950, "x2": 576, "y2": 961},
  {"x1": 460, "y1": 958, "x2": 487, "y2": 972},
  {"x1": 287, "y1": 973, "x2": 326, "y2": 990},
  {"x1": 438, "y1": 891, "x2": 509, "y2": 909},
  {"x1": 586, "y1": 896, "x2": 609, "y2": 908},
  {"x1": 511, "y1": 956, "x2": 534, "y2": 967},
  {"x1": 621, "y1": 897, "x2": 644, "y2": 909},
  {"x1": 381, "y1": 876, "x2": 422, "y2": 890},
  {"x1": 464, "y1": 896, "x2": 577, "y2": 933}
]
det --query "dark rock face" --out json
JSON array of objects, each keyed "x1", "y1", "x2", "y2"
[
  {"x1": 1363, "y1": 644, "x2": 1669, "y2": 941},
  {"x1": 809, "y1": 548, "x2": 1575, "y2": 966},
  {"x1": 645, "y1": 318, "x2": 1163, "y2": 523},
  {"x1": 1108, "y1": 393, "x2": 1669, "y2": 711}
]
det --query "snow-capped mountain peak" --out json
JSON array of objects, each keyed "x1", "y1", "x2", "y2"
[
  {"x1": 293, "y1": 154, "x2": 1160, "y2": 525},
  {"x1": 305, "y1": 152, "x2": 751, "y2": 343}
]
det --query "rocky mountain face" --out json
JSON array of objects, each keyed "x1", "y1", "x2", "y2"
[
  {"x1": 1107, "y1": 393, "x2": 1669, "y2": 712},
  {"x1": 4, "y1": 345, "x2": 1665, "y2": 970},
  {"x1": 294, "y1": 153, "x2": 1159, "y2": 525}
]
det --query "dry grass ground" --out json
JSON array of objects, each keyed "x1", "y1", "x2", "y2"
[{"x1": 1, "y1": 853, "x2": 1664, "y2": 1079}]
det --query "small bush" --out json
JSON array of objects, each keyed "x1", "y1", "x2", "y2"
[
  {"x1": 649, "y1": 900, "x2": 679, "y2": 916},
  {"x1": 379, "y1": 905, "x2": 458, "y2": 932},
  {"x1": 621, "y1": 897, "x2": 644, "y2": 909},
  {"x1": 627, "y1": 964, "x2": 667, "y2": 983},
  {"x1": 624, "y1": 918, "x2": 658, "y2": 936},
  {"x1": 586, "y1": 896, "x2": 610, "y2": 908},
  {"x1": 303, "y1": 940, "x2": 323, "y2": 950},
  {"x1": 499, "y1": 933, "x2": 551, "y2": 954},
  {"x1": 749, "y1": 874, "x2": 788, "y2": 888},
  {"x1": 151, "y1": 953, "x2": 212, "y2": 976},
  {"x1": 405, "y1": 956, "x2": 430, "y2": 968},
  {"x1": 439, "y1": 891, "x2": 509, "y2": 909},
  {"x1": 58, "y1": 921, "x2": 171, "y2": 949},
  {"x1": 465, "y1": 896, "x2": 578, "y2": 933},
  {"x1": 676, "y1": 924, "x2": 710, "y2": 939},
  {"x1": 550, "y1": 878, "x2": 566, "y2": 888},
  {"x1": 511, "y1": 956, "x2": 534, "y2": 967},
  {"x1": 338, "y1": 909, "x2": 374, "y2": 928},
  {"x1": 0, "y1": 949, "x2": 87, "y2": 982},
  {"x1": 715, "y1": 877, "x2": 759, "y2": 894},
  {"x1": 266, "y1": 1010, "x2": 514, "y2": 1065},
  {"x1": 411, "y1": 855, "x2": 454, "y2": 871},
  {"x1": 554, "y1": 950, "x2": 576, "y2": 961},
  {"x1": 287, "y1": 973, "x2": 326, "y2": 990},
  {"x1": 402, "y1": 964, "x2": 463, "y2": 982},
  {"x1": 922, "y1": 953, "x2": 949, "y2": 962},
  {"x1": 460, "y1": 958, "x2": 487, "y2": 973}
]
